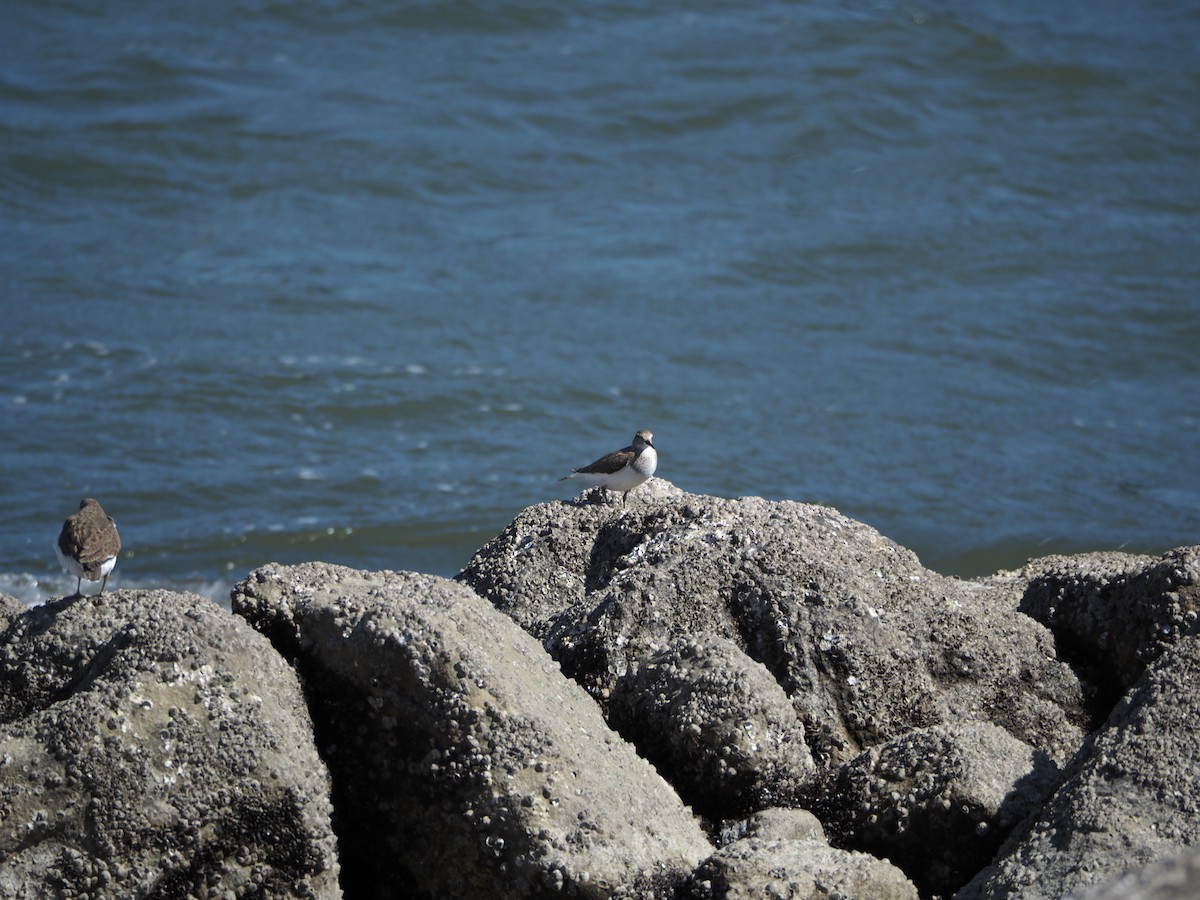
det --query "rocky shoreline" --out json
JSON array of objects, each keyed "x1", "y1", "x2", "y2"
[{"x1": 2, "y1": 479, "x2": 1197, "y2": 898}]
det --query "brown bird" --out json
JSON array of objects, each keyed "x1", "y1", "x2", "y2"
[
  {"x1": 560, "y1": 429, "x2": 658, "y2": 506},
  {"x1": 55, "y1": 498, "x2": 121, "y2": 597}
]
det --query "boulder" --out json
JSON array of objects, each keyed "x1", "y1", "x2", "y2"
[
  {"x1": 1070, "y1": 846, "x2": 1200, "y2": 900},
  {"x1": 800, "y1": 721, "x2": 1058, "y2": 897},
  {"x1": 688, "y1": 807, "x2": 919, "y2": 899},
  {"x1": 232, "y1": 562, "x2": 712, "y2": 900},
  {"x1": 458, "y1": 481, "x2": 1089, "y2": 773},
  {"x1": 607, "y1": 636, "x2": 814, "y2": 819},
  {"x1": 956, "y1": 633, "x2": 1200, "y2": 899},
  {"x1": 1015, "y1": 546, "x2": 1200, "y2": 702},
  {"x1": 0, "y1": 594, "x2": 24, "y2": 628},
  {"x1": 0, "y1": 590, "x2": 340, "y2": 899}
]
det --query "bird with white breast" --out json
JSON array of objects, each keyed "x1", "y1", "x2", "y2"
[{"x1": 560, "y1": 429, "x2": 657, "y2": 506}]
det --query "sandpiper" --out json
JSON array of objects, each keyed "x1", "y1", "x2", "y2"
[
  {"x1": 560, "y1": 429, "x2": 657, "y2": 506},
  {"x1": 55, "y1": 498, "x2": 121, "y2": 597}
]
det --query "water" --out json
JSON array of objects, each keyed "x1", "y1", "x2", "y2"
[{"x1": 3, "y1": 1, "x2": 1198, "y2": 607}]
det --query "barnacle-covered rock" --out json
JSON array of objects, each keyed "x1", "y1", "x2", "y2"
[
  {"x1": 608, "y1": 635, "x2": 814, "y2": 818},
  {"x1": 234, "y1": 562, "x2": 712, "y2": 900},
  {"x1": 689, "y1": 807, "x2": 919, "y2": 900},
  {"x1": 459, "y1": 480, "x2": 1089, "y2": 770},
  {"x1": 0, "y1": 590, "x2": 340, "y2": 899},
  {"x1": 958, "y1": 634, "x2": 1200, "y2": 899},
  {"x1": 799, "y1": 721, "x2": 1057, "y2": 897},
  {"x1": 1016, "y1": 546, "x2": 1200, "y2": 697}
]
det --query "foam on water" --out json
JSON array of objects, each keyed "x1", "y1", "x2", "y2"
[{"x1": 0, "y1": 572, "x2": 234, "y2": 610}]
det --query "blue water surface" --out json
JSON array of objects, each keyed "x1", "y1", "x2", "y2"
[{"x1": 3, "y1": 0, "x2": 1198, "y2": 604}]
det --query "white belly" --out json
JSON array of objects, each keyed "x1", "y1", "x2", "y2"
[
  {"x1": 54, "y1": 541, "x2": 117, "y2": 581},
  {"x1": 570, "y1": 463, "x2": 650, "y2": 493}
]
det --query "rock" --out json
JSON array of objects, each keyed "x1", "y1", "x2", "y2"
[
  {"x1": 0, "y1": 594, "x2": 24, "y2": 630},
  {"x1": 1016, "y1": 546, "x2": 1200, "y2": 702},
  {"x1": 729, "y1": 807, "x2": 827, "y2": 844},
  {"x1": 1070, "y1": 846, "x2": 1200, "y2": 900},
  {"x1": 955, "y1": 633, "x2": 1200, "y2": 899},
  {"x1": 800, "y1": 721, "x2": 1058, "y2": 897},
  {"x1": 688, "y1": 807, "x2": 920, "y2": 900},
  {"x1": 232, "y1": 562, "x2": 712, "y2": 900},
  {"x1": 458, "y1": 482, "x2": 1089, "y2": 772},
  {"x1": 607, "y1": 636, "x2": 815, "y2": 819},
  {"x1": 0, "y1": 590, "x2": 340, "y2": 899}
]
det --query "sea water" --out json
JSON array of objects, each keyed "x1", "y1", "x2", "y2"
[{"x1": 3, "y1": 1, "x2": 1198, "y2": 606}]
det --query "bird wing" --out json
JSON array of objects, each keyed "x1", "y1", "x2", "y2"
[
  {"x1": 63, "y1": 514, "x2": 120, "y2": 573},
  {"x1": 57, "y1": 522, "x2": 86, "y2": 559},
  {"x1": 575, "y1": 445, "x2": 635, "y2": 475}
]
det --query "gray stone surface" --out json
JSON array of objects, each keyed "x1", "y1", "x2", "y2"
[
  {"x1": 1015, "y1": 546, "x2": 1200, "y2": 694},
  {"x1": 729, "y1": 807, "x2": 827, "y2": 844},
  {"x1": 6, "y1": 489, "x2": 1193, "y2": 899},
  {"x1": 0, "y1": 590, "x2": 340, "y2": 899},
  {"x1": 801, "y1": 721, "x2": 1058, "y2": 898},
  {"x1": 955, "y1": 633, "x2": 1200, "y2": 900},
  {"x1": 0, "y1": 594, "x2": 24, "y2": 630},
  {"x1": 458, "y1": 480, "x2": 1089, "y2": 773},
  {"x1": 1070, "y1": 846, "x2": 1200, "y2": 900},
  {"x1": 233, "y1": 562, "x2": 712, "y2": 900},
  {"x1": 608, "y1": 636, "x2": 814, "y2": 818},
  {"x1": 689, "y1": 807, "x2": 920, "y2": 900}
]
